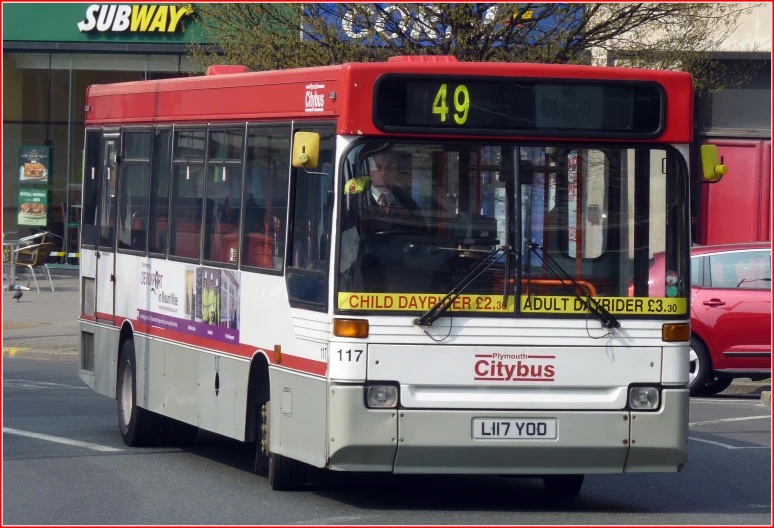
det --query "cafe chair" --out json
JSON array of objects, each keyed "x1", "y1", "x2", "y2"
[
  {"x1": 12, "y1": 241, "x2": 55, "y2": 293},
  {"x1": 2, "y1": 244, "x2": 10, "y2": 282}
]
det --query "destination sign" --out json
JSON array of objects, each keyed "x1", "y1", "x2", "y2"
[{"x1": 373, "y1": 75, "x2": 664, "y2": 137}]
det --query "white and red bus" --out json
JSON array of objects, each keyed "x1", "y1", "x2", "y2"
[{"x1": 78, "y1": 57, "x2": 726, "y2": 493}]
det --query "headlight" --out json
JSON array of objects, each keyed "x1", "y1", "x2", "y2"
[
  {"x1": 366, "y1": 385, "x2": 399, "y2": 408},
  {"x1": 629, "y1": 386, "x2": 660, "y2": 410}
]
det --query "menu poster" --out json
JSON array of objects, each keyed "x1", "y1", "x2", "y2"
[
  {"x1": 19, "y1": 146, "x2": 51, "y2": 184},
  {"x1": 18, "y1": 188, "x2": 48, "y2": 227}
]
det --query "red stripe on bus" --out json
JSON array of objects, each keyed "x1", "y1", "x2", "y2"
[{"x1": 91, "y1": 313, "x2": 327, "y2": 377}]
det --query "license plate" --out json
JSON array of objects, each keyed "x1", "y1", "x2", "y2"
[{"x1": 472, "y1": 418, "x2": 557, "y2": 439}]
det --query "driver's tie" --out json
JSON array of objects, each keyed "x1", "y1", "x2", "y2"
[{"x1": 378, "y1": 194, "x2": 389, "y2": 214}]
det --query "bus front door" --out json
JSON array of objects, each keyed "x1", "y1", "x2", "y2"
[{"x1": 95, "y1": 133, "x2": 119, "y2": 324}]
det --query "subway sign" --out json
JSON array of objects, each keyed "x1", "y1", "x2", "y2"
[{"x1": 77, "y1": 4, "x2": 194, "y2": 33}]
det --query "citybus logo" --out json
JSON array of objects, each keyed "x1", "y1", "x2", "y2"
[
  {"x1": 77, "y1": 4, "x2": 194, "y2": 33},
  {"x1": 305, "y1": 83, "x2": 326, "y2": 113},
  {"x1": 474, "y1": 353, "x2": 556, "y2": 382}
]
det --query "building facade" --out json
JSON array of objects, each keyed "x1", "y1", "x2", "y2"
[
  {"x1": 3, "y1": 3, "x2": 208, "y2": 267},
  {"x1": 591, "y1": 4, "x2": 772, "y2": 245},
  {"x1": 693, "y1": 4, "x2": 771, "y2": 245}
]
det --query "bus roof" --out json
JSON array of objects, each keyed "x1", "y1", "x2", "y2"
[{"x1": 85, "y1": 58, "x2": 693, "y2": 143}]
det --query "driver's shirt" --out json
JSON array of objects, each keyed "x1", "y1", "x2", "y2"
[{"x1": 370, "y1": 186, "x2": 393, "y2": 207}]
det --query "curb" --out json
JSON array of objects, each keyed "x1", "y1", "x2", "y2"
[
  {"x1": 2, "y1": 348, "x2": 78, "y2": 358},
  {"x1": 722, "y1": 381, "x2": 772, "y2": 396},
  {"x1": 762, "y1": 391, "x2": 771, "y2": 407}
]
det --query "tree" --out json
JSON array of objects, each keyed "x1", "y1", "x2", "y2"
[{"x1": 189, "y1": 3, "x2": 764, "y2": 93}]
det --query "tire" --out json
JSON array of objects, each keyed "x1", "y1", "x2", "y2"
[
  {"x1": 689, "y1": 336, "x2": 713, "y2": 396},
  {"x1": 543, "y1": 475, "x2": 584, "y2": 496},
  {"x1": 698, "y1": 377, "x2": 734, "y2": 396},
  {"x1": 269, "y1": 452, "x2": 307, "y2": 491},
  {"x1": 262, "y1": 401, "x2": 307, "y2": 491},
  {"x1": 116, "y1": 340, "x2": 163, "y2": 447},
  {"x1": 253, "y1": 403, "x2": 269, "y2": 475}
]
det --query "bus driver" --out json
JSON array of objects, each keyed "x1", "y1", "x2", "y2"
[{"x1": 343, "y1": 146, "x2": 428, "y2": 235}]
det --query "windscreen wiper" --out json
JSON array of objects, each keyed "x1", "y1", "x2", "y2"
[
  {"x1": 414, "y1": 245, "x2": 511, "y2": 327},
  {"x1": 527, "y1": 243, "x2": 620, "y2": 330}
]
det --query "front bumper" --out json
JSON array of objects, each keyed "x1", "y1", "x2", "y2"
[{"x1": 327, "y1": 385, "x2": 688, "y2": 474}]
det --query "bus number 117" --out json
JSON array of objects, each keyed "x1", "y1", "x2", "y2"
[{"x1": 337, "y1": 349, "x2": 363, "y2": 362}]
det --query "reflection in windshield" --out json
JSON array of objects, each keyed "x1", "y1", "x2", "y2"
[{"x1": 337, "y1": 142, "x2": 688, "y2": 315}]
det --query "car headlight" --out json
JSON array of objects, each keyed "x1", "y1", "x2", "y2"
[
  {"x1": 629, "y1": 386, "x2": 660, "y2": 410},
  {"x1": 366, "y1": 385, "x2": 399, "y2": 408}
]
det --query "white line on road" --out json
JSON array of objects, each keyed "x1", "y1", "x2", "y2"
[
  {"x1": 3, "y1": 379, "x2": 87, "y2": 390},
  {"x1": 689, "y1": 415, "x2": 770, "y2": 427},
  {"x1": 689, "y1": 437, "x2": 769, "y2": 450},
  {"x1": 3, "y1": 427, "x2": 124, "y2": 452},
  {"x1": 692, "y1": 398, "x2": 768, "y2": 404}
]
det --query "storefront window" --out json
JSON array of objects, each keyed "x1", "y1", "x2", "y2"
[{"x1": 2, "y1": 51, "x2": 205, "y2": 266}]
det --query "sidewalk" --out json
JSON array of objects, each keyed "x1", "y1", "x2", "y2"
[{"x1": 2, "y1": 276, "x2": 80, "y2": 356}]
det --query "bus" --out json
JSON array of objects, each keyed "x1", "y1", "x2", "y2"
[{"x1": 78, "y1": 56, "x2": 727, "y2": 494}]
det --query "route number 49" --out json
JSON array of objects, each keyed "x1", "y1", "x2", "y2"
[
  {"x1": 337, "y1": 349, "x2": 363, "y2": 362},
  {"x1": 432, "y1": 83, "x2": 470, "y2": 125}
]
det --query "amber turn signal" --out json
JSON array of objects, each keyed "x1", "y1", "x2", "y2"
[
  {"x1": 662, "y1": 323, "x2": 690, "y2": 342},
  {"x1": 273, "y1": 344, "x2": 281, "y2": 364},
  {"x1": 333, "y1": 318, "x2": 369, "y2": 338}
]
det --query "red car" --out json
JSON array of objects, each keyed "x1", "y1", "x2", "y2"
[{"x1": 688, "y1": 243, "x2": 771, "y2": 395}]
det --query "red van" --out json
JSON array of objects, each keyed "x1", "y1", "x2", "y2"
[{"x1": 688, "y1": 243, "x2": 771, "y2": 395}]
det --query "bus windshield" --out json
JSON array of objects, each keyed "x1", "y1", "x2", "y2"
[{"x1": 337, "y1": 141, "x2": 688, "y2": 316}]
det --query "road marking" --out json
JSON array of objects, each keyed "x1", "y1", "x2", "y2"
[
  {"x1": 3, "y1": 380, "x2": 88, "y2": 390},
  {"x1": 689, "y1": 415, "x2": 770, "y2": 427},
  {"x1": 689, "y1": 437, "x2": 769, "y2": 450},
  {"x1": 2, "y1": 347, "x2": 30, "y2": 357},
  {"x1": 3, "y1": 427, "x2": 124, "y2": 452},
  {"x1": 692, "y1": 398, "x2": 768, "y2": 404}
]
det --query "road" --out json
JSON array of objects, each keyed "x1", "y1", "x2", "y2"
[{"x1": 2, "y1": 279, "x2": 771, "y2": 524}]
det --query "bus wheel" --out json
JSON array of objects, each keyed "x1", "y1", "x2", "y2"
[
  {"x1": 689, "y1": 337, "x2": 712, "y2": 396},
  {"x1": 116, "y1": 340, "x2": 163, "y2": 447},
  {"x1": 543, "y1": 475, "x2": 584, "y2": 496},
  {"x1": 263, "y1": 401, "x2": 307, "y2": 491},
  {"x1": 253, "y1": 403, "x2": 269, "y2": 474}
]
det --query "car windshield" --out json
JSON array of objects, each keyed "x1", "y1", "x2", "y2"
[{"x1": 337, "y1": 141, "x2": 689, "y2": 317}]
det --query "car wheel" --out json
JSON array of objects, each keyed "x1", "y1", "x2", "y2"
[
  {"x1": 689, "y1": 337, "x2": 713, "y2": 396},
  {"x1": 117, "y1": 340, "x2": 164, "y2": 446},
  {"x1": 543, "y1": 475, "x2": 584, "y2": 496},
  {"x1": 699, "y1": 377, "x2": 734, "y2": 396}
]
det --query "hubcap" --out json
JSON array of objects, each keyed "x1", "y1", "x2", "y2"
[
  {"x1": 120, "y1": 360, "x2": 133, "y2": 430},
  {"x1": 689, "y1": 347, "x2": 699, "y2": 386}
]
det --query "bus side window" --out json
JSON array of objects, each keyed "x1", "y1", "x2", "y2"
[
  {"x1": 148, "y1": 128, "x2": 171, "y2": 255},
  {"x1": 243, "y1": 124, "x2": 291, "y2": 271},
  {"x1": 169, "y1": 129, "x2": 206, "y2": 260},
  {"x1": 203, "y1": 128, "x2": 243, "y2": 264},
  {"x1": 287, "y1": 125, "x2": 335, "y2": 307},
  {"x1": 118, "y1": 131, "x2": 151, "y2": 253}
]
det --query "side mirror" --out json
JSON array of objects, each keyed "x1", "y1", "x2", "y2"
[
  {"x1": 700, "y1": 144, "x2": 728, "y2": 182},
  {"x1": 292, "y1": 132, "x2": 320, "y2": 169}
]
